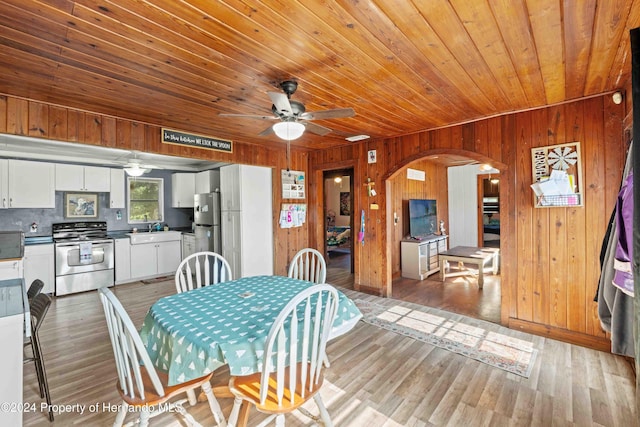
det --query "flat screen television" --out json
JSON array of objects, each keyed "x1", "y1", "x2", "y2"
[{"x1": 408, "y1": 199, "x2": 437, "y2": 238}]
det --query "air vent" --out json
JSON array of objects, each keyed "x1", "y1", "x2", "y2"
[{"x1": 345, "y1": 134, "x2": 370, "y2": 142}]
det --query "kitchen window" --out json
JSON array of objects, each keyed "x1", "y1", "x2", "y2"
[{"x1": 127, "y1": 177, "x2": 164, "y2": 223}]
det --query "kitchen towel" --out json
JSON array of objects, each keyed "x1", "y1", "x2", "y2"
[{"x1": 79, "y1": 241, "x2": 93, "y2": 264}]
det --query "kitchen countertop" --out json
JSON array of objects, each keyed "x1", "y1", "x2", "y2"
[
  {"x1": 24, "y1": 236, "x2": 53, "y2": 245},
  {"x1": 109, "y1": 227, "x2": 193, "y2": 239}
]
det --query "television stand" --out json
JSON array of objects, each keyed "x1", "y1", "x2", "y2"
[{"x1": 400, "y1": 234, "x2": 448, "y2": 280}]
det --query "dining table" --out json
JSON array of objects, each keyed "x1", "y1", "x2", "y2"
[{"x1": 139, "y1": 275, "x2": 363, "y2": 388}]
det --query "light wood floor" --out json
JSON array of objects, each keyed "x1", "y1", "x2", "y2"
[
  {"x1": 23, "y1": 272, "x2": 637, "y2": 426},
  {"x1": 328, "y1": 250, "x2": 501, "y2": 324}
]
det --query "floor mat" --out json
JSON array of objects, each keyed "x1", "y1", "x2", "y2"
[{"x1": 354, "y1": 299, "x2": 538, "y2": 377}]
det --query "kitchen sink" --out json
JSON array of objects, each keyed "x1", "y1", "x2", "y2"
[{"x1": 126, "y1": 231, "x2": 182, "y2": 245}]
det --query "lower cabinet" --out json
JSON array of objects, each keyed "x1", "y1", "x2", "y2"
[
  {"x1": 23, "y1": 243, "x2": 54, "y2": 294},
  {"x1": 182, "y1": 233, "x2": 196, "y2": 260},
  {"x1": 400, "y1": 235, "x2": 448, "y2": 280},
  {"x1": 0, "y1": 313, "x2": 23, "y2": 427},
  {"x1": 130, "y1": 240, "x2": 181, "y2": 280},
  {"x1": 114, "y1": 238, "x2": 131, "y2": 284}
]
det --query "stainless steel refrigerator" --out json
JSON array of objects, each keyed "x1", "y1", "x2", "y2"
[{"x1": 194, "y1": 192, "x2": 221, "y2": 253}]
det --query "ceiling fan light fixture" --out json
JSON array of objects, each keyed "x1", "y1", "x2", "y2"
[
  {"x1": 273, "y1": 121, "x2": 305, "y2": 141},
  {"x1": 124, "y1": 165, "x2": 146, "y2": 177}
]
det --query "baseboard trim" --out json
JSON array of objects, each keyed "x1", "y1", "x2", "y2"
[{"x1": 508, "y1": 318, "x2": 611, "y2": 352}]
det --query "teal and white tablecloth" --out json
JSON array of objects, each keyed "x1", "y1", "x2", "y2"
[{"x1": 139, "y1": 275, "x2": 362, "y2": 385}]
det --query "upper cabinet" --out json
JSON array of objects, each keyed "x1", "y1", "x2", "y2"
[
  {"x1": 0, "y1": 159, "x2": 7, "y2": 208},
  {"x1": 195, "y1": 170, "x2": 220, "y2": 194},
  {"x1": 171, "y1": 173, "x2": 195, "y2": 207},
  {"x1": 55, "y1": 164, "x2": 111, "y2": 192},
  {"x1": 1, "y1": 160, "x2": 55, "y2": 208},
  {"x1": 110, "y1": 169, "x2": 125, "y2": 208}
]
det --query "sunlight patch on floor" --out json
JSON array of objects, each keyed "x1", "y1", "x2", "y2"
[{"x1": 376, "y1": 305, "x2": 530, "y2": 364}]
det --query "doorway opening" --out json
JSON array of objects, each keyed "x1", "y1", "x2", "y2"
[
  {"x1": 323, "y1": 168, "x2": 354, "y2": 276},
  {"x1": 478, "y1": 172, "x2": 501, "y2": 248},
  {"x1": 390, "y1": 158, "x2": 503, "y2": 324}
]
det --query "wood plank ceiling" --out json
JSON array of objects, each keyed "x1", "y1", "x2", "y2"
[{"x1": 0, "y1": 0, "x2": 637, "y2": 151}]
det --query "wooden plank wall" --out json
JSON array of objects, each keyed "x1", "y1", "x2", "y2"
[
  {"x1": 310, "y1": 95, "x2": 626, "y2": 347},
  {"x1": 0, "y1": 94, "x2": 309, "y2": 277},
  {"x1": 0, "y1": 92, "x2": 626, "y2": 347}
]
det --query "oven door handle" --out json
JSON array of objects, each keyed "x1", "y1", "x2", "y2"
[{"x1": 56, "y1": 240, "x2": 113, "y2": 247}]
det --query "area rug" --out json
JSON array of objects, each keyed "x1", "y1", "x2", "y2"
[{"x1": 354, "y1": 299, "x2": 538, "y2": 377}]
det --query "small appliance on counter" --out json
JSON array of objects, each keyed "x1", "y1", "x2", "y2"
[
  {"x1": 0, "y1": 231, "x2": 24, "y2": 260},
  {"x1": 0, "y1": 231, "x2": 25, "y2": 281},
  {"x1": 193, "y1": 193, "x2": 221, "y2": 253}
]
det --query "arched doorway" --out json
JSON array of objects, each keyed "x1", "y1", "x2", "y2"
[{"x1": 383, "y1": 150, "x2": 506, "y2": 324}]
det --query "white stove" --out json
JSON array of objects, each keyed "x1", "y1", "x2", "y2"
[{"x1": 52, "y1": 221, "x2": 114, "y2": 296}]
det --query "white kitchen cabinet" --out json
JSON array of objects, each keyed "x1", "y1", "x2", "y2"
[
  {"x1": 221, "y1": 210, "x2": 241, "y2": 278},
  {"x1": 171, "y1": 173, "x2": 195, "y2": 207},
  {"x1": 130, "y1": 240, "x2": 181, "y2": 280},
  {"x1": 110, "y1": 168, "x2": 125, "y2": 208},
  {"x1": 0, "y1": 159, "x2": 7, "y2": 209},
  {"x1": 23, "y1": 243, "x2": 54, "y2": 294},
  {"x1": 0, "y1": 259, "x2": 23, "y2": 280},
  {"x1": 114, "y1": 238, "x2": 131, "y2": 284},
  {"x1": 55, "y1": 163, "x2": 110, "y2": 192},
  {"x1": 220, "y1": 164, "x2": 273, "y2": 278},
  {"x1": 157, "y1": 240, "x2": 181, "y2": 275},
  {"x1": 4, "y1": 160, "x2": 55, "y2": 208},
  {"x1": 0, "y1": 312, "x2": 23, "y2": 427},
  {"x1": 220, "y1": 165, "x2": 242, "y2": 211},
  {"x1": 195, "y1": 170, "x2": 220, "y2": 194},
  {"x1": 182, "y1": 233, "x2": 196, "y2": 259}
]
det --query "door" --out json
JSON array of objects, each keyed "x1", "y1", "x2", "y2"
[
  {"x1": 130, "y1": 243, "x2": 157, "y2": 278},
  {"x1": 8, "y1": 160, "x2": 55, "y2": 208},
  {"x1": 157, "y1": 241, "x2": 181, "y2": 275},
  {"x1": 195, "y1": 225, "x2": 217, "y2": 252},
  {"x1": 323, "y1": 168, "x2": 355, "y2": 273},
  {"x1": 194, "y1": 193, "x2": 215, "y2": 225}
]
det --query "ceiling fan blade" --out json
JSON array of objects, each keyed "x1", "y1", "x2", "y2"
[
  {"x1": 304, "y1": 122, "x2": 333, "y2": 136},
  {"x1": 268, "y1": 91, "x2": 293, "y2": 116},
  {"x1": 219, "y1": 113, "x2": 277, "y2": 120},
  {"x1": 300, "y1": 107, "x2": 355, "y2": 121},
  {"x1": 258, "y1": 125, "x2": 274, "y2": 136}
]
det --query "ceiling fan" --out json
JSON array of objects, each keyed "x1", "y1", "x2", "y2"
[{"x1": 219, "y1": 81, "x2": 355, "y2": 140}]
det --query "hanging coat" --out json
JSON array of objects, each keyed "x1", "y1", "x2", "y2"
[{"x1": 612, "y1": 172, "x2": 634, "y2": 297}]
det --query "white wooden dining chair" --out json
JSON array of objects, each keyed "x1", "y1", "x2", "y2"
[
  {"x1": 98, "y1": 287, "x2": 227, "y2": 427},
  {"x1": 175, "y1": 251, "x2": 232, "y2": 293},
  {"x1": 227, "y1": 284, "x2": 339, "y2": 427},
  {"x1": 288, "y1": 248, "x2": 327, "y2": 284}
]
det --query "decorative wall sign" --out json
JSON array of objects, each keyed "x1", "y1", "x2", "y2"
[
  {"x1": 281, "y1": 169, "x2": 305, "y2": 199},
  {"x1": 279, "y1": 203, "x2": 307, "y2": 228},
  {"x1": 368, "y1": 150, "x2": 377, "y2": 163},
  {"x1": 162, "y1": 128, "x2": 232, "y2": 153},
  {"x1": 530, "y1": 142, "x2": 583, "y2": 207},
  {"x1": 65, "y1": 193, "x2": 98, "y2": 218}
]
